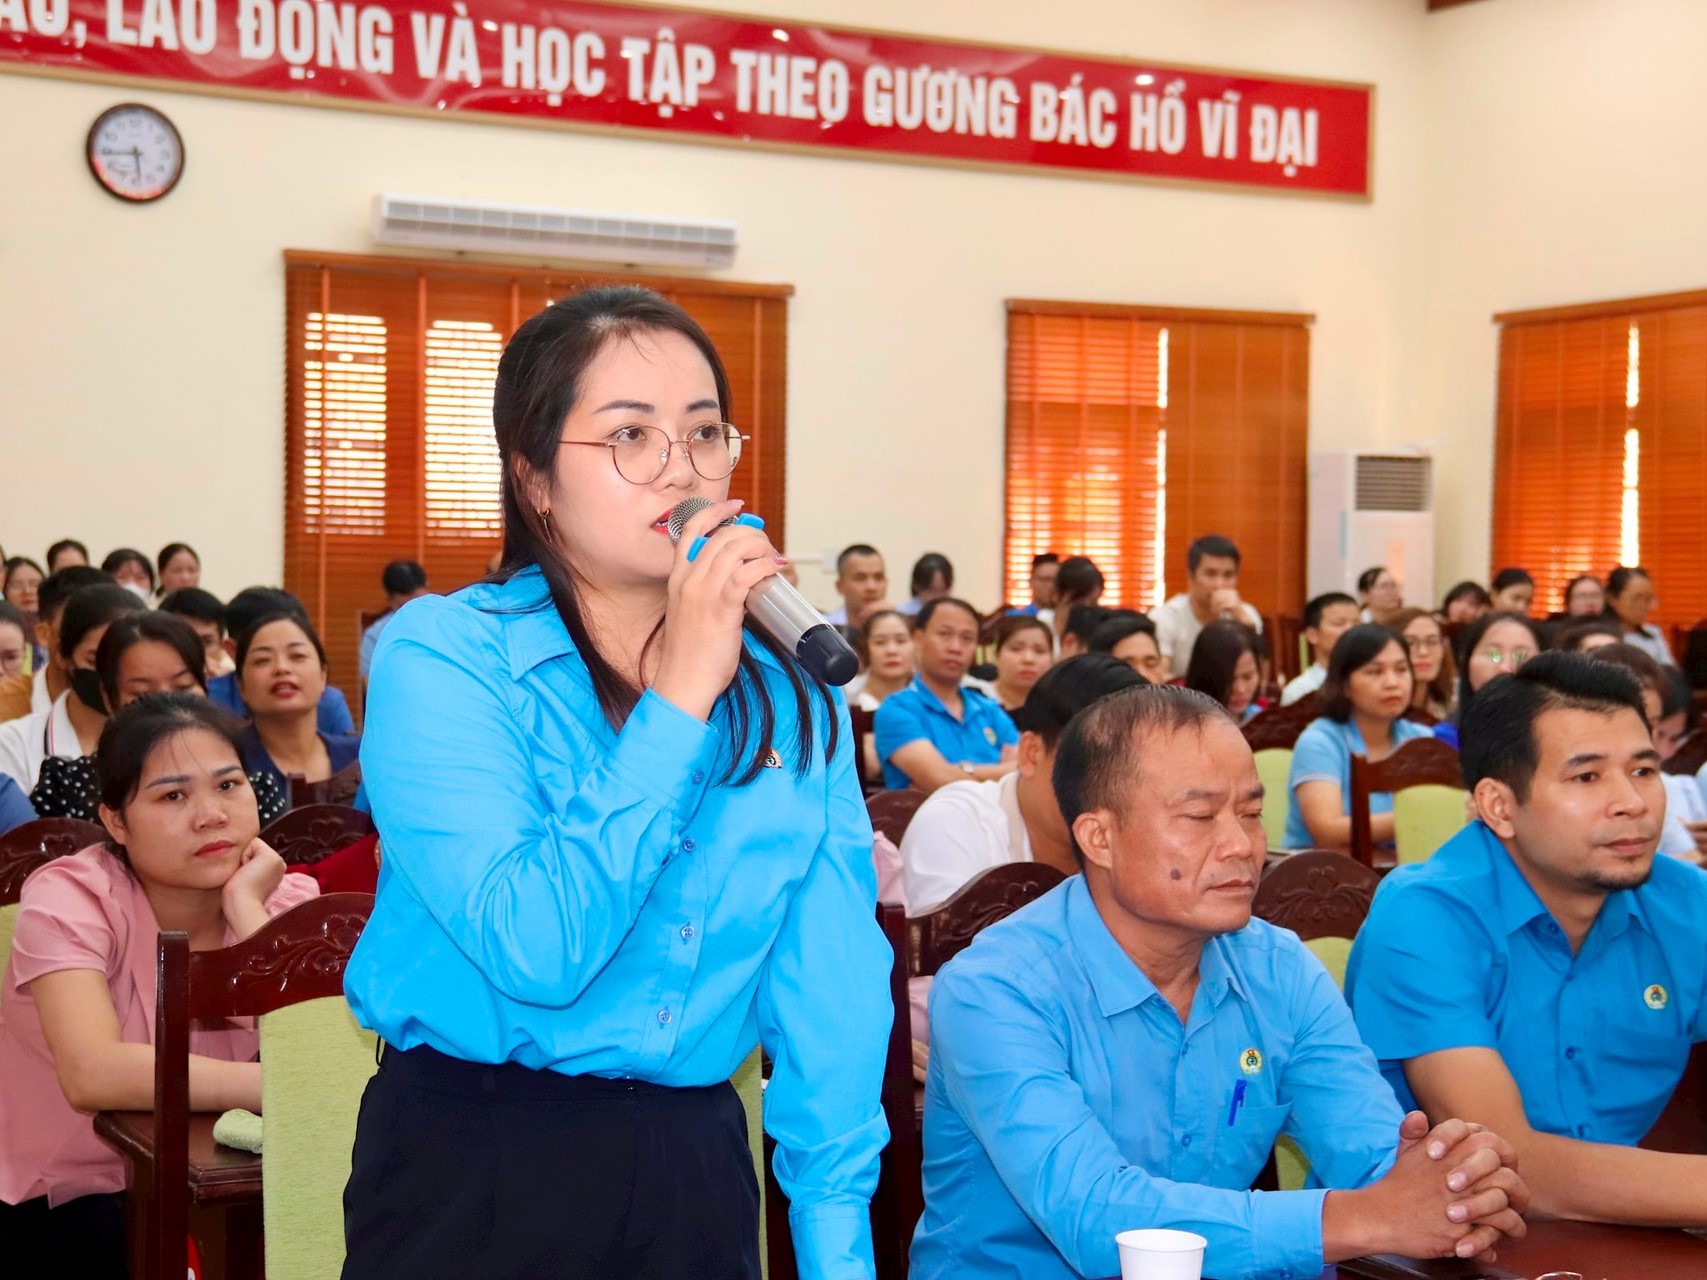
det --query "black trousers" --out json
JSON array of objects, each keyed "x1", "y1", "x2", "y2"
[
  {"x1": 0, "y1": 1190, "x2": 127, "y2": 1276},
  {"x1": 341, "y1": 1044, "x2": 761, "y2": 1280}
]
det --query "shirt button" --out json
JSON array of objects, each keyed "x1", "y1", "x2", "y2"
[
  {"x1": 657, "y1": 1008, "x2": 672, "y2": 1026},
  {"x1": 1181, "y1": 1135, "x2": 1192, "y2": 1147},
  {"x1": 692, "y1": 770, "x2": 705, "y2": 784},
  {"x1": 682, "y1": 837, "x2": 696, "y2": 852},
  {"x1": 1565, "y1": 1046, "x2": 1577, "y2": 1060},
  {"x1": 1576, "y1": 1124, "x2": 1588, "y2": 1137},
  {"x1": 680, "y1": 924, "x2": 695, "y2": 942}
]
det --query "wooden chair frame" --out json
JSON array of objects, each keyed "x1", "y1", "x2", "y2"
[
  {"x1": 866, "y1": 789, "x2": 928, "y2": 846},
  {"x1": 1251, "y1": 850, "x2": 1380, "y2": 941},
  {"x1": 259, "y1": 804, "x2": 376, "y2": 867},
  {"x1": 1348, "y1": 737, "x2": 1462, "y2": 869},
  {"x1": 287, "y1": 760, "x2": 363, "y2": 810},
  {"x1": 1241, "y1": 692, "x2": 1321, "y2": 752},
  {"x1": 0, "y1": 816, "x2": 106, "y2": 901},
  {"x1": 871, "y1": 862, "x2": 1067, "y2": 1280},
  {"x1": 150, "y1": 893, "x2": 373, "y2": 1280}
]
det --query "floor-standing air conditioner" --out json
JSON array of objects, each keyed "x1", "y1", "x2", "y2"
[{"x1": 1307, "y1": 452, "x2": 1435, "y2": 606}]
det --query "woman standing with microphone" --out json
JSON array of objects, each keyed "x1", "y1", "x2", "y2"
[{"x1": 341, "y1": 287, "x2": 891, "y2": 1280}]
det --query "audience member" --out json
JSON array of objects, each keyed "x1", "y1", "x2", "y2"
[
  {"x1": 1581, "y1": 644, "x2": 1707, "y2": 863},
  {"x1": 232, "y1": 611, "x2": 361, "y2": 795},
  {"x1": 898, "y1": 553, "x2": 954, "y2": 617},
  {"x1": 1284, "y1": 623, "x2": 1431, "y2": 852},
  {"x1": 1049, "y1": 555, "x2": 1105, "y2": 643},
  {"x1": 1441, "y1": 581, "x2": 1492, "y2": 625},
  {"x1": 1605, "y1": 565, "x2": 1675, "y2": 666},
  {"x1": 1347, "y1": 653, "x2": 1707, "y2": 1227},
  {"x1": 206, "y1": 587, "x2": 356, "y2": 734},
  {"x1": 1184, "y1": 619, "x2": 1263, "y2": 723},
  {"x1": 1555, "y1": 617, "x2": 1622, "y2": 653},
  {"x1": 0, "y1": 771, "x2": 34, "y2": 835},
  {"x1": 1008, "y1": 553, "x2": 1059, "y2": 620},
  {"x1": 0, "y1": 693, "x2": 316, "y2": 1273},
  {"x1": 911, "y1": 683, "x2": 1528, "y2": 1280},
  {"x1": 155, "y1": 541, "x2": 201, "y2": 595},
  {"x1": 1489, "y1": 567, "x2": 1535, "y2": 615},
  {"x1": 845, "y1": 609, "x2": 914, "y2": 711},
  {"x1": 1152, "y1": 535, "x2": 1264, "y2": 677},
  {"x1": 3, "y1": 557, "x2": 43, "y2": 618},
  {"x1": 1057, "y1": 602, "x2": 1114, "y2": 660},
  {"x1": 0, "y1": 585, "x2": 143, "y2": 795},
  {"x1": 99, "y1": 548, "x2": 155, "y2": 601},
  {"x1": 1390, "y1": 607, "x2": 1456, "y2": 720},
  {"x1": 159, "y1": 587, "x2": 234, "y2": 677},
  {"x1": 0, "y1": 566, "x2": 111, "y2": 723},
  {"x1": 1653, "y1": 666, "x2": 1696, "y2": 763},
  {"x1": 1560, "y1": 574, "x2": 1605, "y2": 619},
  {"x1": 358, "y1": 559, "x2": 431, "y2": 679},
  {"x1": 1435, "y1": 612, "x2": 1543, "y2": 751},
  {"x1": 986, "y1": 614, "x2": 1052, "y2": 712},
  {"x1": 875, "y1": 598, "x2": 1017, "y2": 792},
  {"x1": 900, "y1": 654, "x2": 1142, "y2": 915},
  {"x1": 827, "y1": 543, "x2": 888, "y2": 627},
  {"x1": 1357, "y1": 566, "x2": 1404, "y2": 625},
  {"x1": 0, "y1": 603, "x2": 29, "y2": 680},
  {"x1": 1088, "y1": 610, "x2": 1166, "y2": 683},
  {"x1": 43, "y1": 539, "x2": 88, "y2": 572},
  {"x1": 29, "y1": 613, "x2": 288, "y2": 826},
  {"x1": 1283, "y1": 592, "x2": 1361, "y2": 705}
]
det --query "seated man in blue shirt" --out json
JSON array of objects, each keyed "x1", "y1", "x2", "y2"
[
  {"x1": 875, "y1": 598, "x2": 1018, "y2": 792},
  {"x1": 1348, "y1": 652, "x2": 1707, "y2": 1226},
  {"x1": 912, "y1": 684, "x2": 1528, "y2": 1280}
]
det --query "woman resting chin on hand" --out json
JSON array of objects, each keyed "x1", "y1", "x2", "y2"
[{"x1": 0, "y1": 692, "x2": 318, "y2": 1277}]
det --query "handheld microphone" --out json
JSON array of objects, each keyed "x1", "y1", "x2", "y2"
[{"x1": 666, "y1": 498, "x2": 859, "y2": 687}]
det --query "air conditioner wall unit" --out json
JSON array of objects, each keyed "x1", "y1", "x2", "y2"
[
  {"x1": 371, "y1": 194, "x2": 739, "y2": 269},
  {"x1": 1307, "y1": 451, "x2": 1436, "y2": 605}
]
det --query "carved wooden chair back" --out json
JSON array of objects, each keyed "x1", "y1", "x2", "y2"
[
  {"x1": 867, "y1": 788, "x2": 928, "y2": 846},
  {"x1": 1242, "y1": 693, "x2": 1321, "y2": 752},
  {"x1": 0, "y1": 818, "x2": 106, "y2": 964},
  {"x1": 1348, "y1": 737, "x2": 1462, "y2": 868},
  {"x1": 151, "y1": 893, "x2": 373, "y2": 1280},
  {"x1": 1664, "y1": 731, "x2": 1707, "y2": 778},
  {"x1": 1251, "y1": 851, "x2": 1380, "y2": 944},
  {"x1": 287, "y1": 760, "x2": 363, "y2": 810},
  {"x1": 908, "y1": 861, "x2": 1068, "y2": 978},
  {"x1": 1272, "y1": 614, "x2": 1306, "y2": 685},
  {"x1": 260, "y1": 804, "x2": 375, "y2": 867},
  {"x1": 849, "y1": 705, "x2": 878, "y2": 791}
]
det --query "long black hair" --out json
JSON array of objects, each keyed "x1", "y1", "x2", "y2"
[{"x1": 491, "y1": 285, "x2": 833, "y2": 784}]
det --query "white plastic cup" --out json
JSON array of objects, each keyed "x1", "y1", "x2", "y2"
[{"x1": 1115, "y1": 1228, "x2": 1207, "y2": 1280}]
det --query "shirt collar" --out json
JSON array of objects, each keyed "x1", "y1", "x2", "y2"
[
  {"x1": 1065, "y1": 877, "x2": 1244, "y2": 1017},
  {"x1": 1472, "y1": 820, "x2": 1647, "y2": 942},
  {"x1": 497, "y1": 567, "x2": 587, "y2": 680},
  {"x1": 996, "y1": 770, "x2": 1032, "y2": 862}
]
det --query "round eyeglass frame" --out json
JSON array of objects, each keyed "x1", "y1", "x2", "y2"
[{"x1": 560, "y1": 423, "x2": 749, "y2": 485}]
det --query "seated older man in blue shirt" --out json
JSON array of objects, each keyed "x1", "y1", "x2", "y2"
[
  {"x1": 911, "y1": 685, "x2": 1528, "y2": 1280},
  {"x1": 1348, "y1": 652, "x2": 1707, "y2": 1226}
]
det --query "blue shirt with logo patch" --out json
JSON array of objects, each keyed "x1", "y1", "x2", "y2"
[
  {"x1": 910, "y1": 877, "x2": 1404, "y2": 1280},
  {"x1": 872, "y1": 675, "x2": 1018, "y2": 790},
  {"x1": 1347, "y1": 820, "x2": 1707, "y2": 1145}
]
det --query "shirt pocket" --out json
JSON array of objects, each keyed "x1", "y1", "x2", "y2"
[
  {"x1": 1213, "y1": 1100, "x2": 1294, "y2": 1188},
  {"x1": 1587, "y1": 1021, "x2": 1692, "y2": 1136}
]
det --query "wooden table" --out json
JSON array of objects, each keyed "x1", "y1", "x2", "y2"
[
  {"x1": 94, "y1": 1109, "x2": 263, "y2": 1280},
  {"x1": 1338, "y1": 1219, "x2": 1707, "y2": 1280}
]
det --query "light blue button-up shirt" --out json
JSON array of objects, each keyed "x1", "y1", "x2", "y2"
[
  {"x1": 1347, "y1": 820, "x2": 1707, "y2": 1145},
  {"x1": 910, "y1": 877, "x2": 1403, "y2": 1280},
  {"x1": 342, "y1": 567, "x2": 892, "y2": 1280},
  {"x1": 873, "y1": 674, "x2": 1018, "y2": 790}
]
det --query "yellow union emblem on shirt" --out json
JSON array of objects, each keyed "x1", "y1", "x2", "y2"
[
  {"x1": 983, "y1": 725, "x2": 998, "y2": 745},
  {"x1": 1644, "y1": 983, "x2": 1669, "y2": 1011},
  {"x1": 1239, "y1": 1047, "x2": 1264, "y2": 1075}
]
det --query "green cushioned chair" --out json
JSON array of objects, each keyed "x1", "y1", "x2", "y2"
[
  {"x1": 258, "y1": 995, "x2": 380, "y2": 1280},
  {"x1": 1254, "y1": 748, "x2": 1293, "y2": 851},
  {"x1": 1393, "y1": 784, "x2": 1468, "y2": 865},
  {"x1": 1276, "y1": 935, "x2": 1357, "y2": 1190}
]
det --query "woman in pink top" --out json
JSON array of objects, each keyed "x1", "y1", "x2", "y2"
[{"x1": 0, "y1": 691, "x2": 318, "y2": 1275}]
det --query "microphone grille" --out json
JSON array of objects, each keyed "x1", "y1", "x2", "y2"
[{"x1": 665, "y1": 497, "x2": 716, "y2": 542}]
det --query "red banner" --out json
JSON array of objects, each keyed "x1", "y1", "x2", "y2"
[{"x1": 2, "y1": 0, "x2": 1373, "y2": 196}]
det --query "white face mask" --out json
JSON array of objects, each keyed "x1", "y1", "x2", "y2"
[{"x1": 122, "y1": 581, "x2": 151, "y2": 602}]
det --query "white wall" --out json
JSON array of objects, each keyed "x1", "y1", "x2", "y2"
[
  {"x1": 0, "y1": 0, "x2": 1433, "y2": 608},
  {"x1": 1420, "y1": 0, "x2": 1707, "y2": 600}
]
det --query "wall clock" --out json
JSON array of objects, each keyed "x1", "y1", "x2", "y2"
[{"x1": 87, "y1": 103, "x2": 184, "y2": 203}]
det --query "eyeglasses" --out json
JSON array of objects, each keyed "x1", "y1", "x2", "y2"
[
  {"x1": 1476, "y1": 645, "x2": 1534, "y2": 670},
  {"x1": 560, "y1": 423, "x2": 748, "y2": 485},
  {"x1": 1402, "y1": 634, "x2": 1443, "y2": 654}
]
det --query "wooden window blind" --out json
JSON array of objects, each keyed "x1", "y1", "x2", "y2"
[
  {"x1": 1494, "y1": 287, "x2": 1707, "y2": 625},
  {"x1": 284, "y1": 252, "x2": 791, "y2": 698},
  {"x1": 1004, "y1": 300, "x2": 1312, "y2": 617}
]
